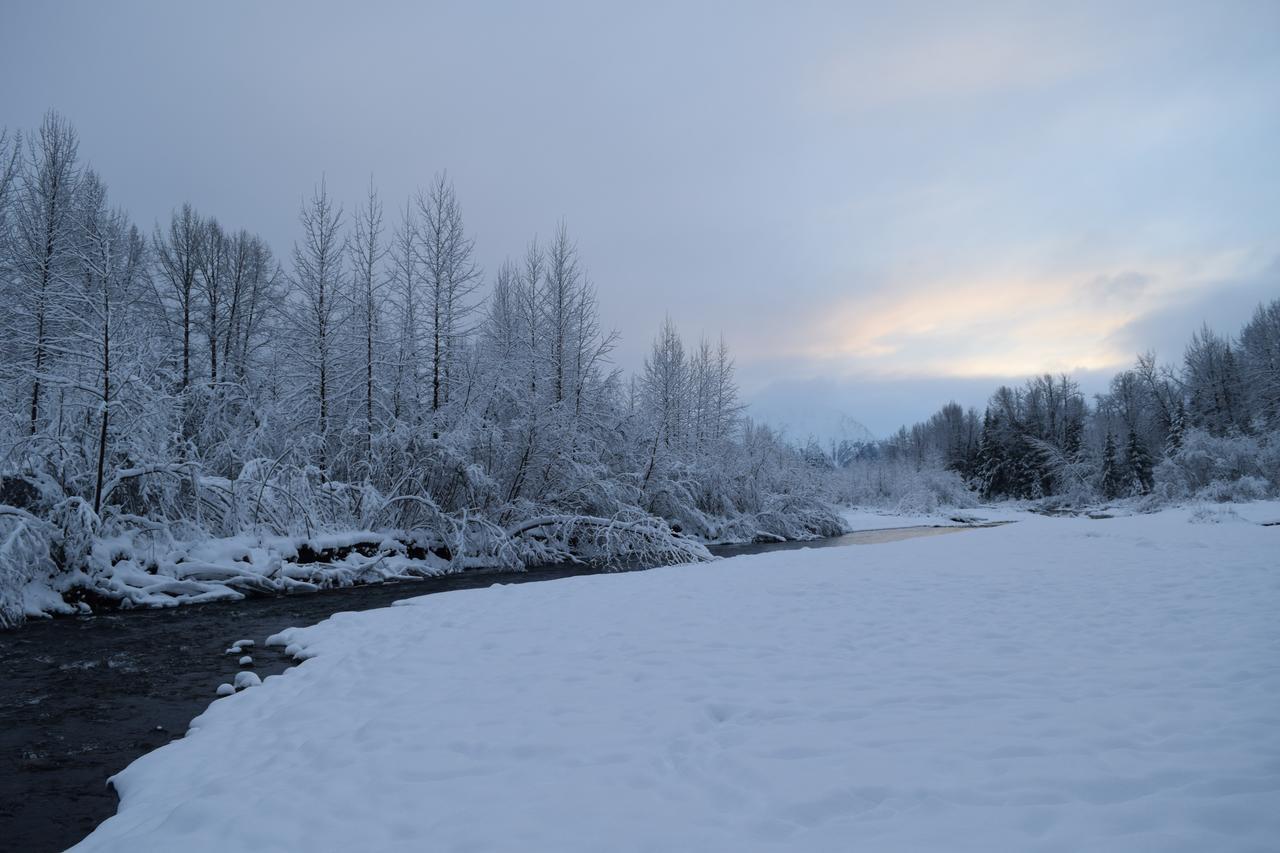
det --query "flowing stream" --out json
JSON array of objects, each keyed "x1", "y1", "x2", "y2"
[{"x1": 0, "y1": 523, "x2": 980, "y2": 852}]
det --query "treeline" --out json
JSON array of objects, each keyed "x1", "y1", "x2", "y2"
[
  {"x1": 0, "y1": 111, "x2": 840, "y2": 621},
  {"x1": 847, "y1": 300, "x2": 1280, "y2": 506}
]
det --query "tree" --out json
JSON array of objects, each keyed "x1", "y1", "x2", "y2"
[
  {"x1": 348, "y1": 178, "x2": 388, "y2": 464},
  {"x1": 289, "y1": 178, "x2": 346, "y2": 468},
  {"x1": 1184, "y1": 324, "x2": 1245, "y2": 436},
  {"x1": 196, "y1": 216, "x2": 229, "y2": 384},
  {"x1": 152, "y1": 204, "x2": 202, "y2": 393},
  {"x1": 1165, "y1": 398, "x2": 1187, "y2": 456},
  {"x1": 0, "y1": 126, "x2": 20, "y2": 255},
  {"x1": 641, "y1": 316, "x2": 689, "y2": 455},
  {"x1": 518, "y1": 236, "x2": 545, "y2": 396},
  {"x1": 542, "y1": 222, "x2": 580, "y2": 407},
  {"x1": 974, "y1": 410, "x2": 1003, "y2": 498},
  {"x1": 71, "y1": 172, "x2": 148, "y2": 512},
  {"x1": 711, "y1": 336, "x2": 740, "y2": 444},
  {"x1": 222, "y1": 230, "x2": 277, "y2": 382},
  {"x1": 417, "y1": 173, "x2": 479, "y2": 416},
  {"x1": 387, "y1": 198, "x2": 420, "y2": 423},
  {"x1": 1125, "y1": 429, "x2": 1153, "y2": 495},
  {"x1": 1100, "y1": 433, "x2": 1124, "y2": 500},
  {"x1": 8, "y1": 111, "x2": 81, "y2": 434},
  {"x1": 1239, "y1": 299, "x2": 1280, "y2": 430}
]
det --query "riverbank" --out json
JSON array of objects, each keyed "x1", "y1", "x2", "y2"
[
  {"x1": 1, "y1": 519, "x2": 974, "y2": 852},
  {"x1": 73, "y1": 502, "x2": 1280, "y2": 852}
]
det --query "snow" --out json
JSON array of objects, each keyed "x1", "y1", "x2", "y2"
[
  {"x1": 214, "y1": 684, "x2": 234, "y2": 697},
  {"x1": 231, "y1": 671, "x2": 261, "y2": 690},
  {"x1": 82, "y1": 530, "x2": 457, "y2": 611},
  {"x1": 76, "y1": 503, "x2": 1280, "y2": 852},
  {"x1": 237, "y1": 655, "x2": 253, "y2": 667}
]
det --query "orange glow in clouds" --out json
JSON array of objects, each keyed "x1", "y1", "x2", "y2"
[{"x1": 788, "y1": 253, "x2": 1255, "y2": 379}]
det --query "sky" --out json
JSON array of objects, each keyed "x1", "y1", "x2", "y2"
[{"x1": 2, "y1": 0, "x2": 1278, "y2": 438}]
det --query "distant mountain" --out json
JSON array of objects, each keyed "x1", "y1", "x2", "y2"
[{"x1": 746, "y1": 398, "x2": 876, "y2": 450}]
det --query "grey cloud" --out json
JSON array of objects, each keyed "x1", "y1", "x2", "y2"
[{"x1": 1104, "y1": 257, "x2": 1280, "y2": 361}]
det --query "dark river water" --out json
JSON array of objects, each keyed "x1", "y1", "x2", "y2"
[{"x1": 0, "y1": 524, "x2": 973, "y2": 852}]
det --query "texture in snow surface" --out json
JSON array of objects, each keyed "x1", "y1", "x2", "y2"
[{"x1": 77, "y1": 504, "x2": 1280, "y2": 852}]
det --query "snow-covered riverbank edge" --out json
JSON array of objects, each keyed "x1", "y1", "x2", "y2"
[
  {"x1": 75, "y1": 501, "x2": 1279, "y2": 852},
  {"x1": 1, "y1": 501, "x2": 853, "y2": 627}
]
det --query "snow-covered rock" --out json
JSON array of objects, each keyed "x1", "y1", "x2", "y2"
[{"x1": 231, "y1": 671, "x2": 260, "y2": 691}]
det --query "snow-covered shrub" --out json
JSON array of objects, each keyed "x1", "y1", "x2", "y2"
[
  {"x1": 506, "y1": 512, "x2": 711, "y2": 567},
  {"x1": 1154, "y1": 429, "x2": 1280, "y2": 499},
  {"x1": 1195, "y1": 476, "x2": 1272, "y2": 503},
  {"x1": 747, "y1": 494, "x2": 847, "y2": 542},
  {"x1": 894, "y1": 488, "x2": 939, "y2": 516},
  {"x1": 1188, "y1": 504, "x2": 1245, "y2": 524},
  {"x1": 0, "y1": 507, "x2": 66, "y2": 627},
  {"x1": 644, "y1": 475, "x2": 717, "y2": 539},
  {"x1": 836, "y1": 459, "x2": 978, "y2": 513}
]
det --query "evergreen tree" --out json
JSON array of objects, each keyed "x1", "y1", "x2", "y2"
[
  {"x1": 1100, "y1": 433, "x2": 1124, "y2": 499},
  {"x1": 1126, "y1": 429, "x2": 1154, "y2": 494},
  {"x1": 1062, "y1": 415, "x2": 1083, "y2": 458},
  {"x1": 1165, "y1": 398, "x2": 1186, "y2": 456},
  {"x1": 974, "y1": 410, "x2": 1005, "y2": 499},
  {"x1": 1007, "y1": 432, "x2": 1043, "y2": 499}
]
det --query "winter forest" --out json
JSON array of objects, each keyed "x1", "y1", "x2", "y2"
[
  {"x1": 1, "y1": 111, "x2": 1278, "y2": 626},
  {"x1": 832, "y1": 304, "x2": 1280, "y2": 512},
  {"x1": 8, "y1": 3, "x2": 1280, "y2": 849},
  {"x1": 0, "y1": 112, "x2": 848, "y2": 625}
]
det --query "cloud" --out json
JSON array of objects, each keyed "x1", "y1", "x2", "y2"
[
  {"x1": 808, "y1": 11, "x2": 1102, "y2": 112},
  {"x1": 1104, "y1": 255, "x2": 1280, "y2": 359},
  {"x1": 757, "y1": 249, "x2": 1271, "y2": 381},
  {"x1": 1087, "y1": 271, "x2": 1150, "y2": 303}
]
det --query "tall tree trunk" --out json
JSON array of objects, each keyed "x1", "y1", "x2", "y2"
[{"x1": 93, "y1": 318, "x2": 110, "y2": 514}]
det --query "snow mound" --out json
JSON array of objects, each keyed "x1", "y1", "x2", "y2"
[{"x1": 232, "y1": 671, "x2": 261, "y2": 691}]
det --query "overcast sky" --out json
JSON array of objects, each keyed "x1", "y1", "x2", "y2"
[{"x1": 3, "y1": 1, "x2": 1277, "y2": 437}]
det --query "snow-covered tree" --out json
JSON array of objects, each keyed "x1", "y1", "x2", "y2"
[
  {"x1": 287, "y1": 178, "x2": 346, "y2": 469},
  {"x1": 1125, "y1": 429, "x2": 1153, "y2": 496},
  {"x1": 1100, "y1": 433, "x2": 1123, "y2": 500},
  {"x1": 6, "y1": 111, "x2": 81, "y2": 435},
  {"x1": 348, "y1": 178, "x2": 388, "y2": 466},
  {"x1": 1239, "y1": 301, "x2": 1280, "y2": 431},
  {"x1": 417, "y1": 173, "x2": 480, "y2": 418},
  {"x1": 151, "y1": 204, "x2": 202, "y2": 393}
]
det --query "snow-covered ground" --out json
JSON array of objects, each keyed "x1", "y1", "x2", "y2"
[{"x1": 76, "y1": 502, "x2": 1280, "y2": 852}]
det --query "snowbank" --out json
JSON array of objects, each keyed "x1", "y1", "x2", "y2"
[{"x1": 76, "y1": 503, "x2": 1280, "y2": 852}]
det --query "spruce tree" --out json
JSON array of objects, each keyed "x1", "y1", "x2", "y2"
[
  {"x1": 1165, "y1": 399, "x2": 1187, "y2": 456},
  {"x1": 975, "y1": 410, "x2": 1005, "y2": 499},
  {"x1": 1126, "y1": 429, "x2": 1154, "y2": 494},
  {"x1": 1100, "y1": 432, "x2": 1124, "y2": 499},
  {"x1": 1063, "y1": 415, "x2": 1083, "y2": 457}
]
